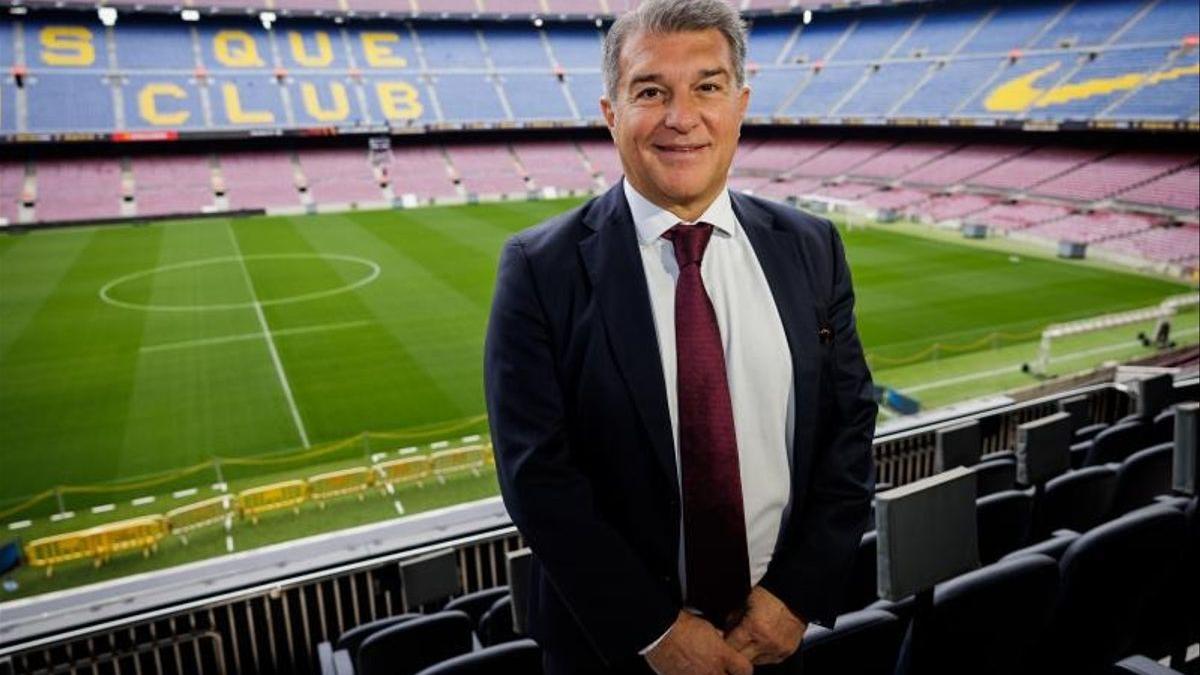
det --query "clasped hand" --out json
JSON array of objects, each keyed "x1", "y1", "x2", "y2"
[{"x1": 645, "y1": 586, "x2": 806, "y2": 675}]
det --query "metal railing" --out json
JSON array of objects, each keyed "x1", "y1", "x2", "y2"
[{"x1": 2, "y1": 378, "x2": 1192, "y2": 675}]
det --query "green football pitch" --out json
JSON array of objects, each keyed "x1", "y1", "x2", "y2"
[{"x1": 0, "y1": 199, "x2": 1194, "y2": 515}]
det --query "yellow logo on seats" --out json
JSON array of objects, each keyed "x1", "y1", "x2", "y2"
[{"x1": 985, "y1": 60, "x2": 1200, "y2": 112}]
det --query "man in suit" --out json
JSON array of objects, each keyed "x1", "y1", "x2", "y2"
[{"x1": 484, "y1": 0, "x2": 877, "y2": 672}]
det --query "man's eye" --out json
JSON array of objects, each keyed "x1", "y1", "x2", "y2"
[
  {"x1": 636, "y1": 88, "x2": 661, "y2": 100},
  {"x1": 699, "y1": 83, "x2": 721, "y2": 93}
]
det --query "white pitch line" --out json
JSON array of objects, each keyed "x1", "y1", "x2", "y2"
[
  {"x1": 393, "y1": 500, "x2": 405, "y2": 515},
  {"x1": 90, "y1": 503, "x2": 115, "y2": 514},
  {"x1": 430, "y1": 441, "x2": 449, "y2": 449},
  {"x1": 227, "y1": 224, "x2": 311, "y2": 449},
  {"x1": 901, "y1": 327, "x2": 1200, "y2": 395},
  {"x1": 50, "y1": 511, "x2": 75, "y2": 522},
  {"x1": 8, "y1": 520, "x2": 31, "y2": 530},
  {"x1": 132, "y1": 496, "x2": 155, "y2": 506},
  {"x1": 139, "y1": 320, "x2": 372, "y2": 354}
]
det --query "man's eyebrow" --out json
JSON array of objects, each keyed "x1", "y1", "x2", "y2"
[
  {"x1": 698, "y1": 68, "x2": 730, "y2": 79},
  {"x1": 627, "y1": 68, "x2": 730, "y2": 88}
]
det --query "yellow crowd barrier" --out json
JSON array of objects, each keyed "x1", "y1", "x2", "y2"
[
  {"x1": 431, "y1": 445, "x2": 486, "y2": 481},
  {"x1": 375, "y1": 456, "x2": 432, "y2": 490},
  {"x1": 307, "y1": 468, "x2": 374, "y2": 508},
  {"x1": 166, "y1": 496, "x2": 232, "y2": 544},
  {"x1": 238, "y1": 480, "x2": 309, "y2": 524},
  {"x1": 24, "y1": 530, "x2": 106, "y2": 577},
  {"x1": 93, "y1": 516, "x2": 168, "y2": 563}
]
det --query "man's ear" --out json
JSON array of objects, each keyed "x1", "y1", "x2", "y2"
[{"x1": 600, "y1": 95, "x2": 617, "y2": 137}]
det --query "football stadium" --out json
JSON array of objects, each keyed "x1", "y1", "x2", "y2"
[{"x1": 0, "y1": 0, "x2": 1198, "y2": 671}]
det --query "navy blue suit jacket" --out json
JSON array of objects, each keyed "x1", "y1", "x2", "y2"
[{"x1": 484, "y1": 183, "x2": 877, "y2": 671}]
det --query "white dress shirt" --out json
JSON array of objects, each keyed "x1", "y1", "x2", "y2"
[{"x1": 624, "y1": 179, "x2": 796, "y2": 652}]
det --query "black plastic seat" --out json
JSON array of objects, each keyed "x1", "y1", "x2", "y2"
[
  {"x1": 478, "y1": 596, "x2": 519, "y2": 647},
  {"x1": 1074, "y1": 422, "x2": 1108, "y2": 442},
  {"x1": 973, "y1": 457, "x2": 1017, "y2": 498},
  {"x1": 895, "y1": 554, "x2": 1059, "y2": 675},
  {"x1": 443, "y1": 586, "x2": 510, "y2": 631},
  {"x1": 413, "y1": 638, "x2": 542, "y2": 675},
  {"x1": 976, "y1": 489, "x2": 1034, "y2": 564},
  {"x1": 335, "y1": 613, "x2": 421, "y2": 660},
  {"x1": 1083, "y1": 421, "x2": 1148, "y2": 467},
  {"x1": 800, "y1": 608, "x2": 906, "y2": 675},
  {"x1": 357, "y1": 611, "x2": 474, "y2": 675},
  {"x1": 1032, "y1": 465, "x2": 1118, "y2": 541},
  {"x1": 1001, "y1": 530, "x2": 1079, "y2": 563},
  {"x1": 1031, "y1": 505, "x2": 1187, "y2": 675},
  {"x1": 1108, "y1": 443, "x2": 1173, "y2": 519}
]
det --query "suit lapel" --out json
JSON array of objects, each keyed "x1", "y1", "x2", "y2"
[{"x1": 578, "y1": 184, "x2": 678, "y2": 493}]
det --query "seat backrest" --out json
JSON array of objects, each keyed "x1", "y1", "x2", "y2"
[
  {"x1": 413, "y1": 638, "x2": 542, "y2": 675},
  {"x1": 1001, "y1": 531, "x2": 1079, "y2": 563},
  {"x1": 1040, "y1": 505, "x2": 1187, "y2": 673},
  {"x1": 357, "y1": 611, "x2": 474, "y2": 675},
  {"x1": 897, "y1": 554, "x2": 1059, "y2": 675},
  {"x1": 1084, "y1": 421, "x2": 1147, "y2": 467},
  {"x1": 335, "y1": 613, "x2": 421, "y2": 658},
  {"x1": 478, "y1": 596, "x2": 518, "y2": 647},
  {"x1": 1032, "y1": 465, "x2": 1118, "y2": 541},
  {"x1": 800, "y1": 608, "x2": 905, "y2": 675},
  {"x1": 1073, "y1": 422, "x2": 1108, "y2": 443},
  {"x1": 443, "y1": 586, "x2": 510, "y2": 629},
  {"x1": 976, "y1": 490, "x2": 1034, "y2": 565},
  {"x1": 1109, "y1": 443, "x2": 1173, "y2": 519},
  {"x1": 974, "y1": 458, "x2": 1017, "y2": 498}
]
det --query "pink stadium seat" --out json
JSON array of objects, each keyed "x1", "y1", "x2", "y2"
[
  {"x1": 296, "y1": 148, "x2": 385, "y2": 206},
  {"x1": 387, "y1": 146, "x2": 459, "y2": 199},
  {"x1": 1116, "y1": 164, "x2": 1200, "y2": 211},
  {"x1": 548, "y1": 0, "x2": 614, "y2": 11},
  {"x1": 0, "y1": 161, "x2": 24, "y2": 224},
  {"x1": 1020, "y1": 211, "x2": 1155, "y2": 244},
  {"x1": 1032, "y1": 152, "x2": 1195, "y2": 202},
  {"x1": 512, "y1": 141, "x2": 596, "y2": 193},
  {"x1": 862, "y1": 187, "x2": 929, "y2": 211},
  {"x1": 577, "y1": 139, "x2": 624, "y2": 185},
  {"x1": 849, "y1": 142, "x2": 957, "y2": 180},
  {"x1": 480, "y1": 0, "x2": 541, "y2": 12},
  {"x1": 791, "y1": 140, "x2": 895, "y2": 178},
  {"x1": 968, "y1": 201, "x2": 1073, "y2": 232},
  {"x1": 733, "y1": 138, "x2": 837, "y2": 174},
  {"x1": 968, "y1": 147, "x2": 1106, "y2": 191},
  {"x1": 915, "y1": 193, "x2": 996, "y2": 222},
  {"x1": 904, "y1": 144, "x2": 1030, "y2": 187},
  {"x1": 132, "y1": 155, "x2": 214, "y2": 217},
  {"x1": 444, "y1": 143, "x2": 528, "y2": 196},
  {"x1": 754, "y1": 177, "x2": 822, "y2": 201},
  {"x1": 727, "y1": 175, "x2": 771, "y2": 194},
  {"x1": 219, "y1": 151, "x2": 302, "y2": 211},
  {"x1": 34, "y1": 158, "x2": 123, "y2": 223},
  {"x1": 1094, "y1": 223, "x2": 1200, "y2": 264},
  {"x1": 815, "y1": 181, "x2": 880, "y2": 200},
  {"x1": 416, "y1": 0, "x2": 480, "y2": 12}
]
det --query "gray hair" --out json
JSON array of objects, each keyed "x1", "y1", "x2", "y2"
[{"x1": 601, "y1": 0, "x2": 748, "y2": 101}]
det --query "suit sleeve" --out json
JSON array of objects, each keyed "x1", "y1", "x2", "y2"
[
  {"x1": 484, "y1": 238, "x2": 680, "y2": 664},
  {"x1": 759, "y1": 222, "x2": 877, "y2": 627}
]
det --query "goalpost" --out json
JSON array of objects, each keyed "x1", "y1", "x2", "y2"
[{"x1": 1031, "y1": 292, "x2": 1199, "y2": 375}]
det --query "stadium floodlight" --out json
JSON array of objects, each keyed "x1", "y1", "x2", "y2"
[
  {"x1": 98, "y1": 6, "x2": 118, "y2": 26},
  {"x1": 803, "y1": 9, "x2": 813, "y2": 25},
  {"x1": 9, "y1": 5, "x2": 28, "y2": 15},
  {"x1": 259, "y1": 10, "x2": 276, "y2": 29},
  {"x1": 180, "y1": 8, "x2": 200, "y2": 21},
  {"x1": 533, "y1": 17, "x2": 543, "y2": 28},
  {"x1": 594, "y1": 18, "x2": 602, "y2": 28}
]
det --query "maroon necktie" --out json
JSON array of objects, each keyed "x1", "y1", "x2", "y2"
[{"x1": 663, "y1": 222, "x2": 750, "y2": 626}]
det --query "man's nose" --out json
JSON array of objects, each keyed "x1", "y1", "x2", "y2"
[{"x1": 663, "y1": 94, "x2": 700, "y2": 133}]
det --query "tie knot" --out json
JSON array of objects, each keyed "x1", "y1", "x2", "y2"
[{"x1": 663, "y1": 222, "x2": 714, "y2": 268}]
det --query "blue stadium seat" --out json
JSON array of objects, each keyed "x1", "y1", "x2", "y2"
[
  {"x1": 443, "y1": 586, "x2": 510, "y2": 631},
  {"x1": 836, "y1": 61, "x2": 931, "y2": 117},
  {"x1": 564, "y1": 72, "x2": 604, "y2": 117},
  {"x1": 1031, "y1": 505, "x2": 1187, "y2": 674},
  {"x1": 336, "y1": 613, "x2": 422, "y2": 661},
  {"x1": 973, "y1": 456, "x2": 1017, "y2": 497},
  {"x1": 1083, "y1": 420, "x2": 1149, "y2": 466},
  {"x1": 976, "y1": 489, "x2": 1034, "y2": 564},
  {"x1": 544, "y1": 25, "x2": 602, "y2": 68},
  {"x1": 498, "y1": 73, "x2": 573, "y2": 120},
  {"x1": 417, "y1": 25, "x2": 487, "y2": 68},
  {"x1": 1033, "y1": 0, "x2": 1144, "y2": 48},
  {"x1": 845, "y1": 530, "x2": 878, "y2": 613},
  {"x1": 746, "y1": 69, "x2": 804, "y2": 117},
  {"x1": 357, "y1": 610, "x2": 474, "y2": 675},
  {"x1": 959, "y1": 2, "x2": 1067, "y2": 54},
  {"x1": 114, "y1": 19, "x2": 197, "y2": 70},
  {"x1": 958, "y1": 54, "x2": 1066, "y2": 117},
  {"x1": 889, "y1": 5, "x2": 989, "y2": 58},
  {"x1": 786, "y1": 65, "x2": 863, "y2": 116},
  {"x1": 432, "y1": 74, "x2": 508, "y2": 122},
  {"x1": 287, "y1": 75, "x2": 372, "y2": 127},
  {"x1": 747, "y1": 19, "x2": 796, "y2": 66},
  {"x1": 278, "y1": 23, "x2": 353, "y2": 70},
  {"x1": 1108, "y1": 443, "x2": 1173, "y2": 519},
  {"x1": 477, "y1": 596, "x2": 519, "y2": 647},
  {"x1": 784, "y1": 15, "x2": 855, "y2": 64},
  {"x1": 1108, "y1": 54, "x2": 1200, "y2": 120},
  {"x1": 894, "y1": 553, "x2": 1059, "y2": 675},
  {"x1": 830, "y1": 8, "x2": 921, "y2": 62},
  {"x1": 1032, "y1": 48, "x2": 1173, "y2": 120},
  {"x1": 482, "y1": 26, "x2": 552, "y2": 68},
  {"x1": 1032, "y1": 465, "x2": 1118, "y2": 540},
  {"x1": 893, "y1": 57, "x2": 1003, "y2": 118},
  {"x1": 1116, "y1": 0, "x2": 1200, "y2": 44},
  {"x1": 351, "y1": 27, "x2": 419, "y2": 71},
  {"x1": 413, "y1": 638, "x2": 542, "y2": 675},
  {"x1": 0, "y1": 21, "x2": 14, "y2": 68},
  {"x1": 800, "y1": 608, "x2": 906, "y2": 675},
  {"x1": 121, "y1": 75, "x2": 207, "y2": 130},
  {"x1": 25, "y1": 73, "x2": 114, "y2": 132}
]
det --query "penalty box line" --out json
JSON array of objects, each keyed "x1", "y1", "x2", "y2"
[{"x1": 226, "y1": 224, "x2": 312, "y2": 449}]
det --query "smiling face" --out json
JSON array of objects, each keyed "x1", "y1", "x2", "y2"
[{"x1": 601, "y1": 28, "x2": 749, "y2": 222}]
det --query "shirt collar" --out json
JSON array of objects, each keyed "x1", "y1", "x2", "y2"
[{"x1": 623, "y1": 178, "x2": 737, "y2": 246}]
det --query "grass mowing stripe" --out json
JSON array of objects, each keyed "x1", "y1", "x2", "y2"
[{"x1": 226, "y1": 222, "x2": 311, "y2": 448}]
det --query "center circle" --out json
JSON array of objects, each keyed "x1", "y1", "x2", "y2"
[{"x1": 99, "y1": 253, "x2": 381, "y2": 312}]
